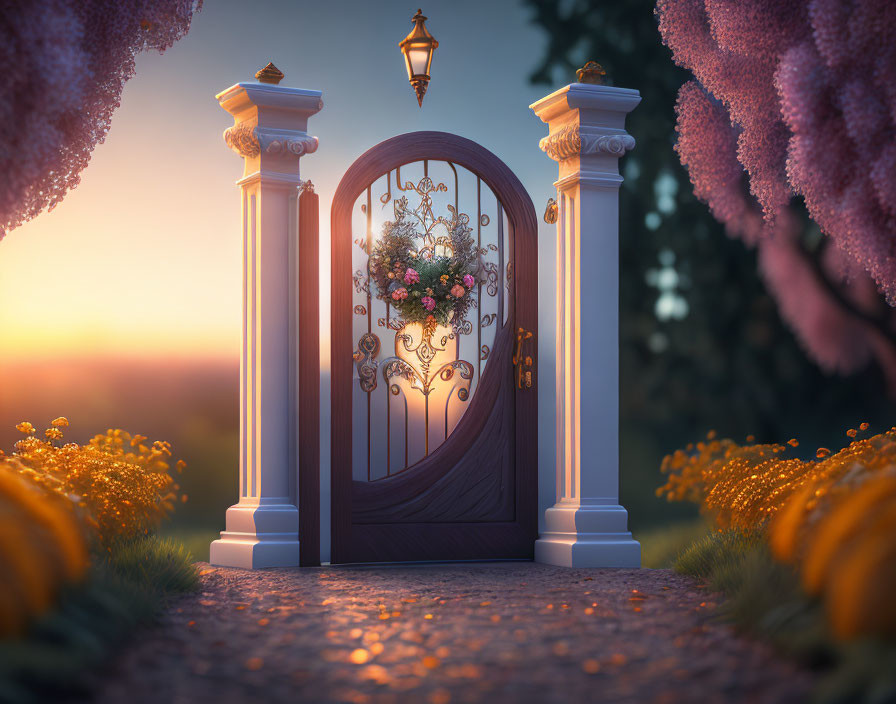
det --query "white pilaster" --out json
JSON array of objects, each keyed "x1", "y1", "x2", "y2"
[
  {"x1": 209, "y1": 75, "x2": 322, "y2": 569},
  {"x1": 531, "y1": 83, "x2": 642, "y2": 568}
]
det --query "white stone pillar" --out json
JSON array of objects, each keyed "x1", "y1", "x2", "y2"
[
  {"x1": 210, "y1": 67, "x2": 322, "y2": 569},
  {"x1": 531, "y1": 81, "x2": 641, "y2": 568}
]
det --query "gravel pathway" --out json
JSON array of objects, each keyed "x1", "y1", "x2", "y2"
[{"x1": 93, "y1": 563, "x2": 814, "y2": 704}]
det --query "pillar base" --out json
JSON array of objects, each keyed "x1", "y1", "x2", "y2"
[
  {"x1": 209, "y1": 501, "x2": 300, "y2": 569},
  {"x1": 535, "y1": 500, "x2": 641, "y2": 568}
]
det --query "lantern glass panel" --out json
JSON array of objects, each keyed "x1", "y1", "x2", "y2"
[{"x1": 408, "y1": 47, "x2": 430, "y2": 77}]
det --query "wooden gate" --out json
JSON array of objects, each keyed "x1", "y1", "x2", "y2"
[{"x1": 331, "y1": 131, "x2": 537, "y2": 563}]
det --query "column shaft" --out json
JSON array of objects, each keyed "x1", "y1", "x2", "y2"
[
  {"x1": 531, "y1": 82, "x2": 641, "y2": 567},
  {"x1": 210, "y1": 75, "x2": 322, "y2": 569}
]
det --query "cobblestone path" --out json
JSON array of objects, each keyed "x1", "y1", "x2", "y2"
[{"x1": 94, "y1": 563, "x2": 813, "y2": 704}]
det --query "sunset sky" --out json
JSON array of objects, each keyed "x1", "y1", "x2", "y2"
[{"x1": 0, "y1": 0, "x2": 563, "y2": 361}]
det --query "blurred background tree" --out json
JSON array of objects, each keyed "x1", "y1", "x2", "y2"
[
  {"x1": 659, "y1": 0, "x2": 896, "y2": 393},
  {"x1": 523, "y1": 0, "x2": 894, "y2": 531}
]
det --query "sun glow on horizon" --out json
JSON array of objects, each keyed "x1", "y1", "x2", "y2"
[{"x1": 0, "y1": 0, "x2": 547, "y2": 367}]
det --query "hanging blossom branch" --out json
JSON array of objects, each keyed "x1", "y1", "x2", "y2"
[
  {"x1": 0, "y1": 0, "x2": 202, "y2": 239},
  {"x1": 759, "y1": 219, "x2": 896, "y2": 389},
  {"x1": 658, "y1": 0, "x2": 896, "y2": 389}
]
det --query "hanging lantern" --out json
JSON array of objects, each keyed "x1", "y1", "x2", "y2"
[{"x1": 399, "y1": 9, "x2": 438, "y2": 107}]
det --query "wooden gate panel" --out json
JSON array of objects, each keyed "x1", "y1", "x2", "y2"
[
  {"x1": 351, "y1": 321, "x2": 515, "y2": 523},
  {"x1": 298, "y1": 183, "x2": 320, "y2": 567}
]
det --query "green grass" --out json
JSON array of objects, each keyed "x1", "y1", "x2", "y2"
[
  {"x1": 635, "y1": 518, "x2": 712, "y2": 568},
  {"x1": 0, "y1": 535, "x2": 199, "y2": 704},
  {"x1": 158, "y1": 524, "x2": 220, "y2": 563},
  {"x1": 106, "y1": 536, "x2": 200, "y2": 594},
  {"x1": 673, "y1": 528, "x2": 764, "y2": 580},
  {"x1": 673, "y1": 529, "x2": 896, "y2": 703}
]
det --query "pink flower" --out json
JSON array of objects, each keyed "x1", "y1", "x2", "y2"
[
  {"x1": 450, "y1": 284, "x2": 465, "y2": 298},
  {"x1": 463, "y1": 274, "x2": 475, "y2": 288},
  {"x1": 391, "y1": 287, "x2": 408, "y2": 301},
  {"x1": 421, "y1": 296, "x2": 436, "y2": 311},
  {"x1": 403, "y1": 268, "x2": 420, "y2": 285}
]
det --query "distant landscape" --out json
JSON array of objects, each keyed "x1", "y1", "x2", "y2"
[
  {"x1": 0, "y1": 352, "x2": 691, "y2": 562},
  {"x1": 0, "y1": 355, "x2": 238, "y2": 557}
]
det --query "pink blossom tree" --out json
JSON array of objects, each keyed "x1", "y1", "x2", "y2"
[
  {"x1": 657, "y1": 0, "x2": 896, "y2": 392},
  {"x1": 0, "y1": 0, "x2": 200, "y2": 239}
]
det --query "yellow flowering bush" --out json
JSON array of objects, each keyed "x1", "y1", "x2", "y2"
[
  {"x1": 659, "y1": 425, "x2": 896, "y2": 640},
  {"x1": 657, "y1": 431, "x2": 812, "y2": 529},
  {"x1": 0, "y1": 458, "x2": 89, "y2": 636},
  {"x1": 9, "y1": 418, "x2": 187, "y2": 545}
]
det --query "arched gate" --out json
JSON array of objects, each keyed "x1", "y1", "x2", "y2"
[{"x1": 330, "y1": 131, "x2": 538, "y2": 563}]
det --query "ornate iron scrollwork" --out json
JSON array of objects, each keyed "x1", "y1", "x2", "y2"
[
  {"x1": 354, "y1": 332, "x2": 380, "y2": 393},
  {"x1": 482, "y1": 261, "x2": 499, "y2": 297},
  {"x1": 352, "y1": 270, "x2": 369, "y2": 293},
  {"x1": 351, "y1": 167, "x2": 510, "y2": 478}
]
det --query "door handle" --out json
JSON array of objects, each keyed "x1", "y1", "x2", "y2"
[{"x1": 513, "y1": 327, "x2": 535, "y2": 389}]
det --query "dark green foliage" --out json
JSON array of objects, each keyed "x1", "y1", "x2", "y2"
[
  {"x1": 674, "y1": 530, "x2": 896, "y2": 703},
  {"x1": 821, "y1": 643, "x2": 896, "y2": 704},
  {"x1": 0, "y1": 535, "x2": 198, "y2": 704},
  {"x1": 522, "y1": 0, "x2": 894, "y2": 533},
  {"x1": 408, "y1": 257, "x2": 465, "y2": 325}
]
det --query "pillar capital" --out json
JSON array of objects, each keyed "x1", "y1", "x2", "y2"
[
  {"x1": 530, "y1": 83, "x2": 641, "y2": 125},
  {"x1": 538, "y1": 124, "x2": 635, "y2": 162},
  {"x1": 217, "y1": 81, "x2": 323, "y2": 183},
  {"x1": 531, "y1": 83, "x2": 640, "y2": 190}
]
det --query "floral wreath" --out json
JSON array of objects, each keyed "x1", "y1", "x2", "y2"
[{"x1": 368, "y1": 204, "x2": 479, "y2": 336}]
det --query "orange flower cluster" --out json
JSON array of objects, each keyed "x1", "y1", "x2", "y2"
[
  {"x1": 770, "y1": 427, "x2": 896, "y2": 639},
  {"x1": 9, "y1": 418, "x2": 186, "y2": 545},
  {"x1": 0, "y1": 459, "x2": 89, "y2": 636},
  {"x1": 657, "y1": 430, "x2": 824, "y2": 530},
  {"x1": 659, "y1": 425, "x2": 896, "y2": 639}
]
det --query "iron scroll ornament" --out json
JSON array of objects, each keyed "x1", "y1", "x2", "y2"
[
  {"x1": 383, "y1": 330, "x2": 475, "y2": 399},
  {"x1": 351, "y1": 169, "x2": 508, "y2": 477},
  {"x1": 353, "y1": 332, "x2": 380, "y2": 393}
]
